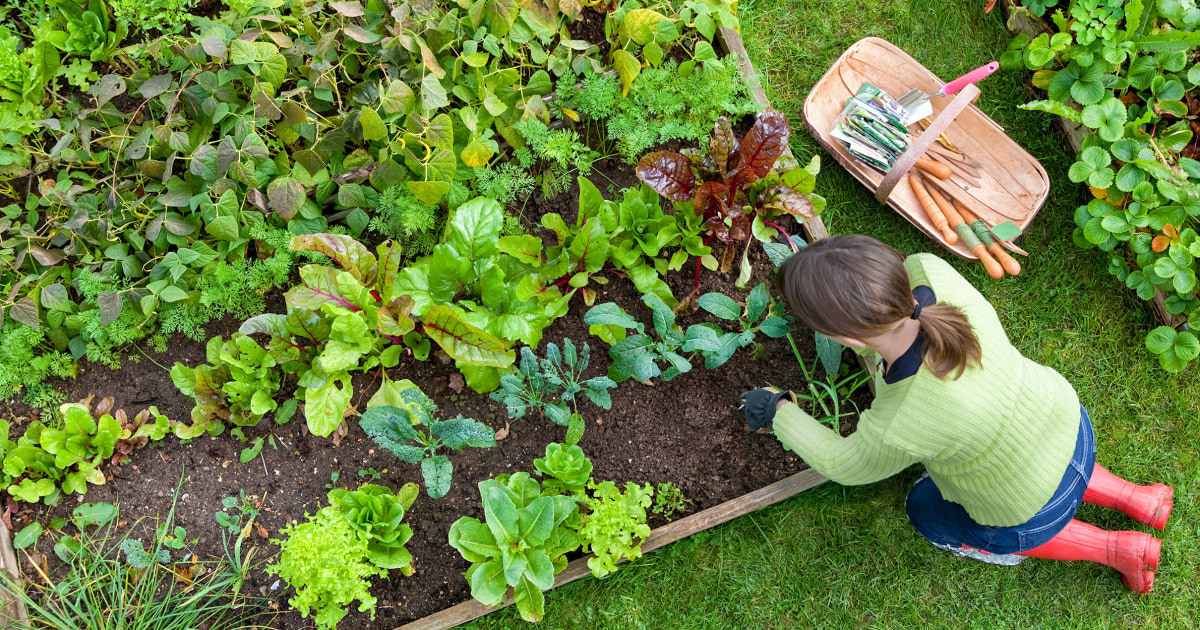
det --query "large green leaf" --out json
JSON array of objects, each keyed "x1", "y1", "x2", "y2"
[
  {"x1": 447, "y1": 197, "x2": 504, "y2": 263},
  {"x1": 482, "y1": 484, "x2": 521, "y2": 544},
  {"x1": 467, "y1": 560, "x2": 508, "y2": 606},
  {"x1": 304, "y1": 376, "x2": 352, "y2": 437},
  {"x1": 422, "y1": 455, "x2": 453, "y2": 498},
  {"x1": 289, "y1": 233, "x2": 378, "y2": 286},
  {"x1": 422, "y1": 306, "x2": 515, "y2": 368}
]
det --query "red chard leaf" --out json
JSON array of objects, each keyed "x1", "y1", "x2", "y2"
[
  {"x1": 694, "y1": 182, "x2": 729, "y2": 219},
  {"x1": 710, "y1": 116, "x2": 737, "y2": 174},
  {"x1": 760, "y1": 183, "x2": 816, "y2": 220},
  {"x1": 636, "y1": 151, "x2": 696, "y2": 202},
  {"x1": 739, "y1": 108, "x2": 790, "y2": 178}
]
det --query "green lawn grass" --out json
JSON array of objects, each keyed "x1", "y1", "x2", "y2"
[{"x1": 460, "y1": 2, "x2": 1199, "y2": 628}]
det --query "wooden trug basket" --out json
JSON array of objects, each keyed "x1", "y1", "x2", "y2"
[{"x1": 802, "y1": 37, "x2": 1049, "y2": 260}]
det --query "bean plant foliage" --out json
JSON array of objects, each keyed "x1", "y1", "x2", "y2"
[{"x1": 1005, "y1": 0, "x2": 1200, "y2": 370}]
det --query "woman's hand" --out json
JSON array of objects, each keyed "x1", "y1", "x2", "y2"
[{"x1": 739, "y1": 388, "x2": 797, "y2": 433}]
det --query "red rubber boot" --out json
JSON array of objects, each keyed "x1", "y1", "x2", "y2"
[
  {"x1": 1015, "y1": 519, "x2": 1162, "y2": 593},
  {"x1": 1083, "y1": 464, "x2": 1174, "y2": 529}
]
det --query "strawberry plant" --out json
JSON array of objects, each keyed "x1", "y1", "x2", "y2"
[{"x1": 359, "y1": 382, "x2": 496, "y2": 499}]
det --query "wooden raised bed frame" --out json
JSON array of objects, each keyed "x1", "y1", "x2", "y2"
[
  {"x1": 0, "y1": 27, "x2": 835, "y2": 630},
  {"x1": 393, "y1": 26, "x2": 833, "y2": 630}
]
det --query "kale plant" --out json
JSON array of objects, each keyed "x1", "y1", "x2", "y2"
[
  {"x1": 359, "y1": 382, "x2": 495, "y2": 498},
  {"x1": 490, "y1": 339, "x2": 615, "y2": 445},
  {"x1": 579, "y1": 480, "x2": 654, "y2": 579}
]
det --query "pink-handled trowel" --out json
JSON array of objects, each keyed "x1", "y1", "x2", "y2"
[{"x1": 898, "y1": 61, "x2": 999, "y2": 124}]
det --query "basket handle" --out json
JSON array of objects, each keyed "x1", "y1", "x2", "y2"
[{"x1": 874, "y1": 83, "x2": 981, "y2": 204}]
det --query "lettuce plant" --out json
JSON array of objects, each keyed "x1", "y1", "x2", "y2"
[
  {"x1": 359, "y1": 382, "x2": 495, "y2": 498},
  {"x1": 268, "y1": 509, "x2": 385, "y2": 630},
  {"x1": 447, "y1": 473, "x2": 581, "y2": 622},
  {"x1": 533, "y1": 442, "x2": 593, "y2": 497},
  {"x1": 503, "y1": 177, "x2": 678, "y2": 310},
  {"x1": 328, "y1": 483, "x2": 419, "y2": 573},
  {"x1": 579, "y1": 480, "x2": 654, "y2": 579},
  {"x1": 1, "y1": 399, "x2": 168, "y2": 504},
  {"x1": 170, "y1": 333, "x2": 291, "y2": 432}
]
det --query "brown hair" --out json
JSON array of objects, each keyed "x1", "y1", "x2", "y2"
[{"x1": 775, "y1": 234, "x2": 981, "y2": 380}]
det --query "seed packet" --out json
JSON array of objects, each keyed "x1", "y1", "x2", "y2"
[{"x1": 831, "y1": 82, "x2": 912, "y2": 172}]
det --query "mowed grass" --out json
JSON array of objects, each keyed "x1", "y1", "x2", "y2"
[{"x1": 459, "y1": 2, "x2": 1200, "y2": 628}]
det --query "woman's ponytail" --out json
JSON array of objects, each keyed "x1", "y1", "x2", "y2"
[
  {"x1": 777, "y1": 234, "x2": 981, "y2": 380},
  {"x1": 913, "y1": 303, "x2": 980, "y2": 380}
]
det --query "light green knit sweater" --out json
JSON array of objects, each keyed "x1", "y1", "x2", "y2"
[{"x1": 774, "y1": 253, "x2": 1081, "y2": 527}]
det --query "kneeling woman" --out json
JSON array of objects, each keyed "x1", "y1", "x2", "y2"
[{"x1": 741, "y1": 234, "x2": 1172, "y2": 591}]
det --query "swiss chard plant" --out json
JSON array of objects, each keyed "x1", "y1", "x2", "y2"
[
  {"x1": 579, "y1": 480, "x2": 654, "y2": 579},
  {"x1": 240, "y1": 230, "x2": 513, "y2": 433},
  {"x1": 359, "y1": 382, "x2": 496, "y2": 498},
  {"x1": 636, "y1": 110, "x2": 824, "y2": 299},
  {"x1": 447, "y1": 472, "x2": 581, "y2": 622},
  {"x1": 490, "y1": 338, "x2": 616, "y2": 445},
  {"x1": 684, "y1": 283, "x2": 792, "y2": 367},
  {"x1": 0, "y1": 397, "x2": 168, "y2": 505},
  {"x1": 395, "y1": 197, "x2": 572, "y2": 390},
  {"x1": 1001, "y1": 1, "x2": 1200, "y2": 370}
]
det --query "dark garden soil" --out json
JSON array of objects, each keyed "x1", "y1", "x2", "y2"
[
  {"x1": 5, "y1": 163, "x2": 865, "y2": 628},
  {"x1": 1, "y1": 18, "x2": 870, "y2": 630}
]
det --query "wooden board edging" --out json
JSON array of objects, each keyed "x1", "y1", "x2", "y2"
[
  {"x1": 395, "y1": 468, "x2": 827, "y2": 630},
  {"x1": 0, "y1": 519, "x2": 29, "y2": 627}
]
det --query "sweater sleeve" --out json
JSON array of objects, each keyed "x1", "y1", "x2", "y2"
[{"x1": 772, "y1": 403, "x2": 921, "y2": 485}]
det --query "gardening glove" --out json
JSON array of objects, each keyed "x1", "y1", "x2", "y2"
[{"x1": 739, "y1": 387, "x2": 795, "y2": 433}]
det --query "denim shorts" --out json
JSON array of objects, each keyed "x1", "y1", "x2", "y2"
[{"x1": 904, "y1": 406, "x2": 1096, "y2": 554}]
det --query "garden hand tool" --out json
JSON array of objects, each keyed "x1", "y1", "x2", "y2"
[
  {"x1": 954, "y1": 201, "x2": 1021, "y2": 276},
  {"x1": 909, "y1": 173, "x2": 958, "y2": 244},
  {"x1": 928, "y1": 186, "x2": 1004, "y2": 279},
  {"x1": 899, "y1": 62, "x2": 1000, "y2": 124},
  {"x1": 739, "y1": 388, "x2": 798, "y2": 432}
]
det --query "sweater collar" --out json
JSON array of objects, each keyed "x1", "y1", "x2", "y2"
[{"x1": 883, "y1": 285, "x2": 936, "y2": 384}]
